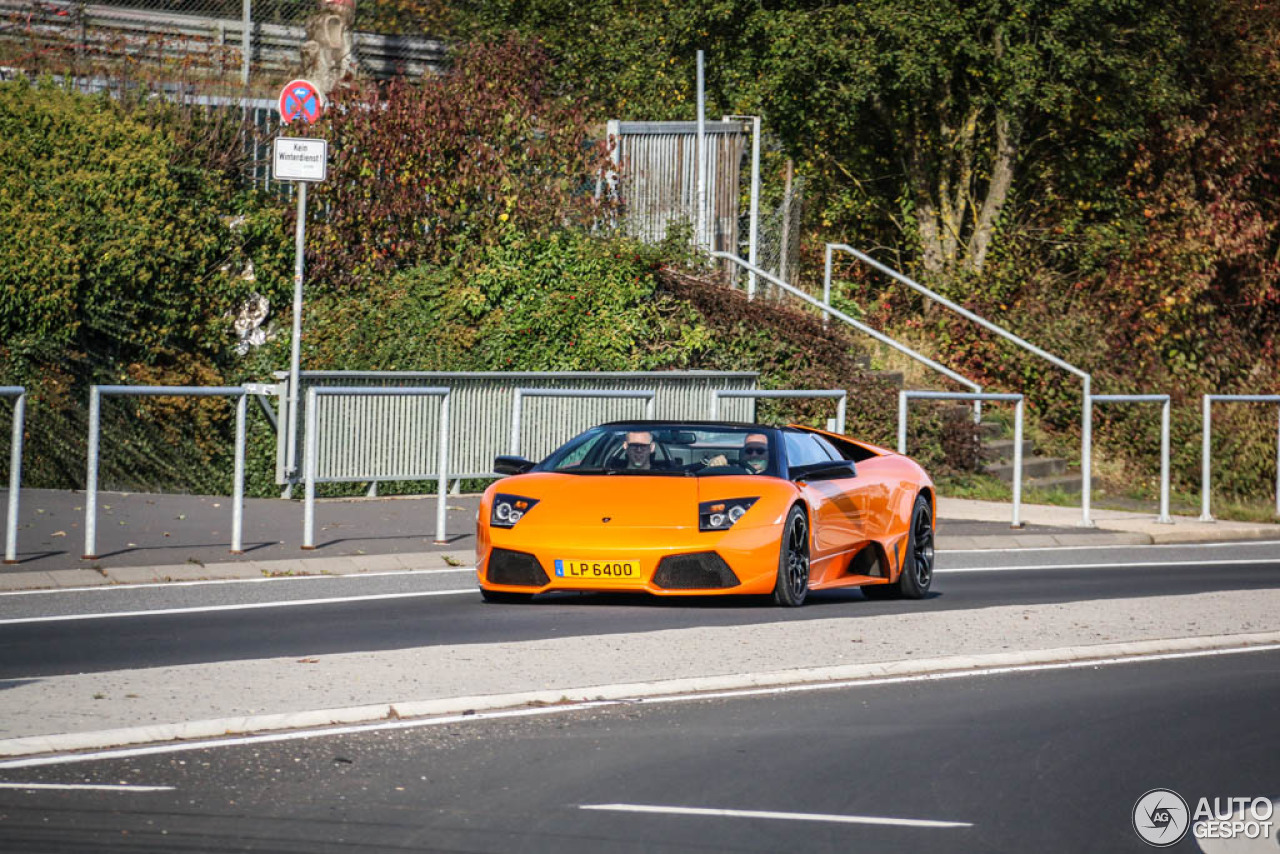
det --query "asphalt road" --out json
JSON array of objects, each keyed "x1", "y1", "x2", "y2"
[
  {"x1": 0, "y1": 647, "x2": 1275, "y2": 852},
  {"x1": 1, "y1": 542, "x2": 1277, "y2": 679}
]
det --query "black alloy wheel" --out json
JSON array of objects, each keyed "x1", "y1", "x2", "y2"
[
  {"x1": 897, "y1": 494, "x2": 934, "y2": 599},
  {"x1": 773, "y1": 506, "x2": 810, "y2": 607}
]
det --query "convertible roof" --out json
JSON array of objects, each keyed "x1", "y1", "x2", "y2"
[{"x1": 600, "y1": 420, "x2": 776, "y2": 430}]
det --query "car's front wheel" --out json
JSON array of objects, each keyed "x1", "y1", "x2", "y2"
[
  {"x1": 896, "y1": 494, "x2": 934, "y2": 599},
  {"x1": 773, "y1": 505, "x2": 810, "y2": 607}
]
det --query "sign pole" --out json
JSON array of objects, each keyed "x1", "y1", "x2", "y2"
[
  {"x1": 274, "y1": 78, "x2": 326, "y2": 484},
  {"x1": 286, "y1": 180, "x2": 307, "y2": 480}
]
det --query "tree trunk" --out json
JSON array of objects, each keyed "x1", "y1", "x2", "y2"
[
  {"x1": 301, "y1": 0, "x2": 359, "y2": 97},
  {"x1": 966, "y1": 107, "x2": 1018, "y2": 273}
]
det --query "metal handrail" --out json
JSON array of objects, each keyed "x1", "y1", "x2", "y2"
[
  {"x1": 304, "y1": 386, "x2": 452, "y2": 548},
  {"x1": 710, "y1": 389, "x2": 848, "y2": 435},
  {"x1": 510, "y1": 388, "x2": 657, "y2": 457},
  {"x1": 824, "y1": 244, "x2": 1096, "y2": 526},
  {"x1": 899, "y1": 390, "x2": 1025, "y2": 528},
  {"x1": 83, "y1": 385, "x2": 248, "y2": 559},
  {"x1": 1090, "y1": 395, "x2": 1172, "y2": 524},
  {"x1": 710, "y1": 253, "x2": 984, "y2": 417},
  {"x1": 1200, "y1": 394, "x2": 1280, "y2": 521},
  {"x1": 1, "y1": 386, "x2": 24, "y2": 564}
]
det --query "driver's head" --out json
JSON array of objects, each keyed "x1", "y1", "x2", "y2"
[
  {"x1": 742, "y1": 433, "x2": 769, "y2": 473},
  {"x1": 625, "y1": 430, "x2": 655, "y2": 469}
]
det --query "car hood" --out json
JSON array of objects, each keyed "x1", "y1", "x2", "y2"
[{"x1": 495, "y1": 472, "x2": 784, "y2": 529}]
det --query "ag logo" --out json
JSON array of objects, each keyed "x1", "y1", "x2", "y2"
[{"x1": 1134, "y1": 788, "x2": 1190, "y2": 847}]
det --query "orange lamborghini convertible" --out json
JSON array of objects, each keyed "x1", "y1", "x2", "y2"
[{"x1": 476, "y1": 421, "x2": 935, "y2": 607}]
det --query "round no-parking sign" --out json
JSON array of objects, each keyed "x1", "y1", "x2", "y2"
[{"x1": 278, "y1": 79, "x2": 324, "y2": 125}]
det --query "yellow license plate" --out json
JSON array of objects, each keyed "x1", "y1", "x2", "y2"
[{"x1": 554, "y1": 559, "x2": 641, "y2": 580}]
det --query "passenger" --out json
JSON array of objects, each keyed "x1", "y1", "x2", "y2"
[
  {"x1": 740, "y1": 432, "x2": 770, "y2": 473},
  {"x1": 624, "y1": 430, "x2": 656, "y2": 470}
]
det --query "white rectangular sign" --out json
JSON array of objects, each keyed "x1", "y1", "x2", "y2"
[{"x1": 273, "y1": 137, "x2": 328, "y2": 182}]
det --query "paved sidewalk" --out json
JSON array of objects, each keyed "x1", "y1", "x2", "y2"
[{"x1": 0, "y1": 489, "x2": 1276, "y2": 592}]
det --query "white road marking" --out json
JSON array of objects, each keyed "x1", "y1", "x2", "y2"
[
  {"x1": 0, "y1": 588, "x2": 477, "y2": 625},
  {"x1": 0, "y1": 567, "x2": 476, "y2": 598},
  {"x1": 1, "y1": 642, "x2": 1275, "y2": 770},
  {"x1": 937, "y1": 539, "x2": 1280, "y2": 554},
  {"x1": 579, "y1": 803, "x2": 971, "y2": 828},
  {"x1": 935, "y1": 558, "x2": 1280, "y2": 574},
  {"x1": 0, "y1": 781, "x2": 174, "y2": 792}
]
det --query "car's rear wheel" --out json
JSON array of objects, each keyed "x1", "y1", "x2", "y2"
[
  {"x1": 896, "y1": 494, "x2": 934, "y2": 599},
  {"x1": 480, "y1": 588, "x2": 535, "y2": 604},
  {"x1": 773, "y1": 506, "x2": 810, "y2": 607}
]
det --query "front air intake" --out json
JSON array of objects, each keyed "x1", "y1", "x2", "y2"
[
  {"x1": 653, "y1": 552, "x2": 740, "y2": 590},
  {"x1": 486, "y1": 549, "x2": 549, "y2": 587}
]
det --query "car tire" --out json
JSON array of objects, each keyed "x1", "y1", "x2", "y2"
[
  {"x1": 895, "y1": 494, "x2": 935, "y2": 600},
  {"x1": 773, "y1": 505, "x2": 810, "y2": 607},
  {"x1": 480, "y1": 588, "x2": 534, "y2": 604}
]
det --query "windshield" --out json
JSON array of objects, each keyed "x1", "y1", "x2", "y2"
[{"x1": 537, "y1": 425, "x2": 779, "y2": 477}]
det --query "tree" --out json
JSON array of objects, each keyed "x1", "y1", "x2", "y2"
[{"x1": 756, "y1": 0, "x2": 1201, "y2": 278}]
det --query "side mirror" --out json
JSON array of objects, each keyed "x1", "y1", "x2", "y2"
[
  {"x1": 494, "y1": 455, "x2": 535, "y2": 476},
  {"x1": 789, "y1": 460, "x2": 857, "y2": 482}
]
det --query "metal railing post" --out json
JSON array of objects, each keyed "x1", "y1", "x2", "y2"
[
  {"x1": 82, "y1": 386, "x2": 101, "y2": 560},
  {"x1": 302, "y1": 386, "x2": 319, "y2": 549},
  {"x1": 822, "y1": 243, "x2": 833, "y2": 328},
  {"x1": 835, "y1": 394, "x2": 847, "y2": 434},
  {"x1": 2, "y1": 388, "x2": 25, "y2": 564},
  {"x1": 232, "y1": 393, "x2": 247, "y2": 554},
  {"x1": 240, "y1": 0, "x2": 251, "y2": 86},
  {"x1": 1201, "y1": 395, "x2": 1213, "y2": 521},
  {"x1": 1199, "y1": 394, "x2": 1280, "y2": 522},
  {"x1": 1012, "y1": 398, "x2": 1024, "y2": 529},
  {"x1": 1160, "y1": 397, "x2": 1171, "y2": 524},
  {"x1": 899, "y1": 390, "x2": 1025, "y2": 528},
  {"x1": 435, "y1": 391, "x2": 450, "y2": 545},
  {"x1": 1082, "y1": 376, "x2": 1092, "y2": 526},
  {"x1": 897, "y1": 391, "x2": 908, "y2": 454},
  {"x1": 510, "y1": 388, "x2": 524, "y2": 456},
  {"x1": 1089, "y1": 394, "x2": 1171, "y2": 524},
  {"x1": 83, "y1": 385, "x2": 247, "y2": 559}
]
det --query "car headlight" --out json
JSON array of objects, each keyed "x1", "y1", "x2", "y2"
[
  {"x1": 699, "y1": 498, "x2": 758, "y2": 531},
  {"x1": 491, "y1": 493, "x2": 540, "y2": 529}
]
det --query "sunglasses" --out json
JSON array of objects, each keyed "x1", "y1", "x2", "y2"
[
  {"x1": 743, "y1": 445, "x2": 768, "y2": 457},
  {"x1": 626, "y1": 443, "x2": 652, "y2": 451}
]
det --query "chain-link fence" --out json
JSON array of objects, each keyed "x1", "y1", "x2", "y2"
[{"x1": 0, "y1": 0, "x2": 445, "y2": 94}]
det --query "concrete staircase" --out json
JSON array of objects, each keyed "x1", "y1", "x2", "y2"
[{"x1": 979, "y1": 420, "x2": 1083, "y2": 494}]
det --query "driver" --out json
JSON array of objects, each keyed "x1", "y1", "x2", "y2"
[
  {"x1": 624, "y1": 430, "x2": 656, "y2": 470},
  {"x1": 704, "y1": 432, "x2": 770, "y2": 473}
]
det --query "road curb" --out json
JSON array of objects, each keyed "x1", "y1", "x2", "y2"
[{"x1": 4, "y1": 631, "x2": 1278, "y2": 760}]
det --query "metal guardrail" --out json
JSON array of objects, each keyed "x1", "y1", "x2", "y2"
[
  {"x1": 303, "y1": 386, "x2": 451, "y2": 548},
  {"x1": 510, "y1": 389, "x2": 656, "y2": 457},
  {"x1": 899, "y1": 390, "x2": 1025, "y2": 528},
  {"x1": 1200, "y1": 394, "x2": 1280, "y2": 521},
  {"x1": 824, "y1": 243, "x2": 1094, "y2": 526},
  {"x1": 1090, "y1": 395, "x2": 1172, "y2": 524},
  {"x1": 83, "y1": 385, "x2": 247, "y2": 559},
  {"x1": 1, "y1": 386, "x2": 24, "y2": 564},
  {"x1": 274, "y1": 371, "x2": 758, "y2": 483},
  {"x1": 0, "y1": 0, "x2": 449, "y2": 82},
  {"x1": 709, "y1": 253, "x2": 984, "y2": 421},
  {"x1": 710, "y1": 389, "x2": 848, "y2": 435}
]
